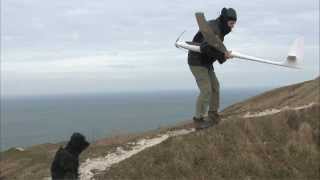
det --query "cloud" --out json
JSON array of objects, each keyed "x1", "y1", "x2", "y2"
[
  {"x1": 1, "y1": 0, "x2": 319, "y2": 96},
  {"x1": 65, "y1": 8, "x2": 91, "y2": 16}
]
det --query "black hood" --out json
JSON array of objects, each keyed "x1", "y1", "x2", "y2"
[
  {"x1": 218, "y1": 7, "x2": 237, "y2": 36},
  {"x1": 65, "y1": 132, "x2": 90, "y2": 156}
]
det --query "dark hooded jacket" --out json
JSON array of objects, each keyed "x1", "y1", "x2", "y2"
[
  {"x1": 51, "y1": 133, "x2": 90, "y2": 180},
  {"x1": 188, "y1": 8, "x2": 237, "y2": 69}
]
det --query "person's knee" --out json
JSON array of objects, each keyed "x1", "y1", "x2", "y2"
[
  {"x1": 209, "y1": 85, "x2": 219, "y2": 95},
  {"x1": 199, "y1": 87, "x2": 210, "y2": 98},
  {"x1": 209, "y1": 73, "x2": 220, "y2": 90}
]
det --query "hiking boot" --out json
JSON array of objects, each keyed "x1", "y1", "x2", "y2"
[
  {"x1": 208, "y1": 112, "x2": 221, "y2": 124},
  {"x1": 196, "y1": 120, "x2": 214, "y2": 130},
  {"x1": 196, "y1": 117, "x2": 221, "y2": 130},
  {"x1": 193, "y1": 117, "x2": 205, "y2": 129},
  {"x1": 193, "y1": 116, "x2": 205, "y2": 123}
]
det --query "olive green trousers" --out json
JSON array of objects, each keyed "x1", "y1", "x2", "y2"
[{"x1": 189, "y1": 65, "x2": 220, "y2": 120}]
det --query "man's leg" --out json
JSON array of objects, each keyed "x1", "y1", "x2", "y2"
[
  {"x1": 189, "y1": 65, "x2": 211, "y2": 119},
  {"x1": 208, "y1": 68, "x2": 220, "y2": 123},
  {"x1": 196, "y1": 68, "x2": 220, "y2": 129}
]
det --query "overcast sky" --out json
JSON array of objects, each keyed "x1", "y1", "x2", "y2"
[{"x1": 1, "y1": 0, "x2": 319, "y2": 97}]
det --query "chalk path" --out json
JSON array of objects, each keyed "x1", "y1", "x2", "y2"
[
  {"x1": 79, "y1": 128, "x2": 195, "y2": 180},
  {"x1": 243, "y1": 102, "x2": 316, "y2": 118}
]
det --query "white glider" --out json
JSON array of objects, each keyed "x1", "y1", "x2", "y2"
[{"x1": 175, "y1": 12, "x2": 304, "y2": 69}]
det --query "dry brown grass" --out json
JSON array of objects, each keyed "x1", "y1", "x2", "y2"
[
  {"x1": 0, "y1": 119, "x2": 194, "y2": 180},
  {"x1": 1, "y1": 77, "x2": 319, "y2": 180},
  {"x1": 97, "y1": 77, "x2": 320, "y2": 180},
  {"x1": 222, "y1": 76, "x2": 319, "y2": 117},
  {"x1": 99, "y1": 104, "x2": 319, "y2": 180}
]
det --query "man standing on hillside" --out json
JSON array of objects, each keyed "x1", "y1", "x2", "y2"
[{"x1": 188, "y1": 8, "x2": 237, "y2": 129}]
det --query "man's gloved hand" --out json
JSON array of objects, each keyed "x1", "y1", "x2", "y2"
[{"x1": 224, "y1": 51, "x2": 233, "y2": 59}]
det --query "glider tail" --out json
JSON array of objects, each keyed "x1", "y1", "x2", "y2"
[{"x1": 283, "y1": 37, "x2": 304, "y2": 67}]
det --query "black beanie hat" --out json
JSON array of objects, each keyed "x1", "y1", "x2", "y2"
[{"x1": 221, "y1": 7, "x2": 237, "y2": 21}]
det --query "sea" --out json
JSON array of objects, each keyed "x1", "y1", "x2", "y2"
[{"x1": 1, "y1": 88, "x2": 269, "y2": 151}]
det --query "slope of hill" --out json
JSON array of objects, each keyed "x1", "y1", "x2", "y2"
[
  {"x1": 222, "y1": 77, "x2": 319, "y2": 117},
  {"x1": 97, "y1": 77, "x2": 319, "y2": 180},
  {"x1": 0, "y1": 77, "x2": 319, "y2": 180}
]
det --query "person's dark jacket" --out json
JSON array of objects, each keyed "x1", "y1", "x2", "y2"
[
  {"x1": 188, "y1": 17, "x2": 230, "y2": 69},
  {"x1": 51, "y1": 133, "x2": 90, "y2": 180}
]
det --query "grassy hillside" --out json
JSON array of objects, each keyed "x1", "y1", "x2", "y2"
[
  {"x1": 222, "y1": 77, "x2": 319, "y2": 117},
  {"x1": 0, "y1": 123, "x2": 193, "y2": 180},
  {"x1": 97, "y1": 77, "x2": 320, "y2": 180},
  {"x1": 1, "y1": 77, "x2": 319, "y2": 180},
  {"x1": 98, "y1": 106, "x2": 319, "y2": 180}
]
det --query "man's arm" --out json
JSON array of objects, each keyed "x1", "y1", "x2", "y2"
[{"x1": 200, "y1": 42, "x2": 227, "y2": 64}]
